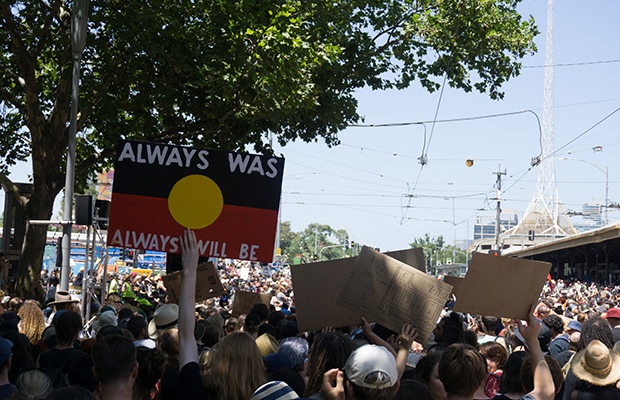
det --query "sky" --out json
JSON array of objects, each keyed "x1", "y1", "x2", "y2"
[{"x1": 3, "y1": 0, "x2": 620, "y2": 255}]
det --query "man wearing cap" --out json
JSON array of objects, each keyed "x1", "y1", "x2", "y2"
[
  {"x1": 605, "y1": 307, "x2": 620, "y2": 343},
  {"x1": 0, "y1": 337, "x2": 14, "y2": 398},
  {"x1": 321, "y1": 344, "x2": 400, "y2": 400}
]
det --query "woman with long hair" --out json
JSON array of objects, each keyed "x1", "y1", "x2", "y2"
[
  {"x1": 18, "y1": 300, "x2": 47, "y2": 348},
  {"x1": 304, "y1": 332, "x2": 354, "y2": 397}
]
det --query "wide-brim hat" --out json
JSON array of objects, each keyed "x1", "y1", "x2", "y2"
[
  {"x1": 148, "y1": 304, "x2": 179, "y2": 339},
  {"x1": 571, "y1": 340, "x2": 620, "y2": 386},
  {"x1": 48, "y1": 290, "x2": 79, "y2": 307},
  {"x1": 256, "y1": 333, "x2": 280, "y2": 357}
]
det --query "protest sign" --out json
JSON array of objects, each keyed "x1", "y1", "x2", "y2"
[
  {"x1": 336, "y1": 246, "x2": 452, "y2": 345},
  {"x1": 107, "y1": 139, "x2": 285, "y2": 262},
  {"x1": 291, "y1": 248, "x2": 426, "y2": 332},
  {"x1": 443, "y1": 276, "x2": 464, "y2": 299},
  {"x1": 231, "y1": 291, "x2": 271, "y2": 317},
  {"x1": 162, "y1": 262, "x2": 226, "y2": 304},
  {"x1": 452, "y1": 253, "x2": 551, "y2": 320}
]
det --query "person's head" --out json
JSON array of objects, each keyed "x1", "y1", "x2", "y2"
[
  {"x1": 498, "y1": 351, "x2": 528, "y2": 395},
  {"x1": 14, "y1": 369, "x2": 53, "y2": 400},
  {"x1": 50, "y1": 291, "x2": 78, "y2": 312},
  {"x1": 9, "y1": 297, "x2": 23, "y2": 313},
  {"x1": 414, "y1": 352, "x2": 446, "y2": 400},
  {"x1": 604, "y1": 307, "x2": 620, "y2": 328},
  {"x1": 17, "y1": 299, "x2": 46, "y2": 346},
  {"x1": 433, "y1": 312, "x2": 464, "y2": 345},
  {"x1": 479, "y1": 341, "x2": 508, "y2": 374},
  {"x1": 224, "y1": 317, "x2": 238, "y2": 334},
  {"x1": 480, "y1": 315, "x2": 501, "y2": 335},
  {"x1": 203, "y1": 325, "x2": 221, "y2": 348},
  {"x1": 305, "y1": 332, "x2": 354, "y2": 397},
  {"x1": 542, "y1": 314, "x2": 565, "y2": 337},
  {"x1": 522, "y1": 355, "x2": 564, "y2": 394},
  {"x1": 134, "y1": 347, "x2": 166, "y2": 400},
  {"x1": 244, "y1": 313, "x2": 261, "y2": 335},
  {"x1": 438, "y1": 343, "x2": 486, "y2": 397},
  {"x1": 537, "y1": 305, "x2": 551, "y2": 319},
  {"x1": 55, "y1": 311, "x2": 82, "y2": 346},
  {"x1": 202, "y1": 332, "x2": 266, "y2": 400},
  {"x1": 91, "y1": 334, "x2": 138, "y2": 385},
  {"x1": 249, "y1": 303, "x2": 269, "y2": 322},
  {"x1": 158, "y1": 328, "x2": 179, "y2": 368},
  {"x1": 394, "y1": 379, "x2": 432, "y2": 400},
  {"x1": 0, "y1": 336, "x2": 12, "y2": 375},
  {"x1": 127, "y1": 315, "x2": 148, "y2": 340},
  {"x1": 578, "y1": 315, "x2": 614, "y2": 351},
  {"x1": 343, "y1": 344, "x2": 400, "y2": 400},
  {"x1": 44, "y1": 386, "x2": 96, "y2": 400}
]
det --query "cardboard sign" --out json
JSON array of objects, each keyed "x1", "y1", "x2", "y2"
[
  {"x1": 452, "y1": 253, "x2": 551, "y2": 321},
  {"x1": 337, "y1": 246, "x2": 452, "y2": 345},
  {"x1": 162, "y1": 262, "x2": 226, "y2": 304},
  {"x1": 107, "y1": 139, "x2": 285, "y2": 262},
  {"x1": 291, "y1": 248, "x2": 426, "y2": 332},
  {"x1": 443, "y1": 276, "x2": 464, "y2": 299},
  {"x1": 231, "y1": 291, "x2": 271, "y2": 317}
]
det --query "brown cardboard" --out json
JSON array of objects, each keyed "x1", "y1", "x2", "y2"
[
  {"x1": 452, "y1": 253, "x2": 551, "y2": 320},
  {"x1": 231, "y1": 291, "x2": 272, "y2": 317},
  {"x1": 291, "y1": 248, "x2": 426, "y2": 333},
  {"x1": 336, "y1": 246, "x2": 452, "y2": 345},
  {"x1": 443, "y1": 276, "x2": 464, "y2": 299},
  {"x1": 162, "y1": 262, "x2": 226, "y2": 304}
]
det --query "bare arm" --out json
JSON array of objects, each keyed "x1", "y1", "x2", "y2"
[
  {"x1": 360, "y1": 317, "x2": 398, "y2": 359},
  {"x1": 518, "y1": 305, "x2": 555, "y2": 400},
  {"x1": 395, "y1": 322, "x2": 418, "y2": 380},
  {"x1": 178, "y1": 229, "x2": 200, "y2": 368}
]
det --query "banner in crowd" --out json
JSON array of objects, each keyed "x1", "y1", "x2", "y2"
[
  {"x1": 107, "y1": 140, "x2": 285, "y2": 262},
  {"x1": 162, "y1": 262, "x2": 226, "y2": 304}
]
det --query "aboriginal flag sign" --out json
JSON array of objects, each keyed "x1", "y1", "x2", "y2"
[{"x1": 107, "y1": 140, "x2": 285, "y2": 262}]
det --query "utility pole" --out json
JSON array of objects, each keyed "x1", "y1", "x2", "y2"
[{"x1": 493, "y1": 166, "x2": 506, "y2": 253}]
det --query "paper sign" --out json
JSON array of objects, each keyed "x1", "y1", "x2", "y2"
[
  {"x1": 443, "y1": 276, "x2": 464, "y2": 299},
  {"x1": 291, "y1": 248, "x2": 426, "y2": 332},
  {"x1": 107, "y1": 139, "x2": 285, "y2": 262},
  {"x1": 452, "y1": 253, "x2": 551, "y2": 320},
  {"x1": 231, "y1": 291, "x2": 272, "y2": 317},
  {"x1": 162, "y1": 262, "x2": 226, "y2": 304},
  {"x1": 336, "y1": 246, "x2": 452, "y2": 345}
]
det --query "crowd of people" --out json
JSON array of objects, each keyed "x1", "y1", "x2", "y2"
[{"x1": 1, "y1": 241, "x2": 620, "y2": 400}]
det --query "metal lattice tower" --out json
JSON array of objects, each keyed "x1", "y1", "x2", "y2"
[{"x1": 506, "y1": 0, "x2": 577, "y2": 238}]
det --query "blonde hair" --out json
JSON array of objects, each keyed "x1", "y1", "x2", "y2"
[
  {"x1": 159, "y1": 328, "x2": 179, "y2": 368},
  {"x1": 203, "y1": 332, "x2": 266, "y2": 400},
  {"x1": 14, "y1": 369, "x2": 53, "y2": 399},
  {"x1": 18, "y1": 300, "x2": 46, "y2": 345}
]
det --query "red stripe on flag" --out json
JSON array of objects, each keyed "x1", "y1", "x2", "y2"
[{"x1": 107, "y1": 193, "x2": 278, "y2": 261}]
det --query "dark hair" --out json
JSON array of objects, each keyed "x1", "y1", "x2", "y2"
[
  {"x1": 305, "y1": 332, "x2": 354, "y2": 397},
  {"x1": 269, "y1": 367, "x2": 305, "y2": 397},
  {"x1": 203, "y1": 326, "x2": 221, "y2": 348},
  {"x1": 577, "y1": 315, "x2": 614, "y2": 351},
  {"x1": 56, "y1": 311, "x2": 82, "y2": 346},
  {"x1": 479, "y1": 341, "x2": 508, "y2": 370},
  {"x1": 521, "y1": 355, "x2": 563, "y2": 394},
  {"x1": 91, "y1": 334, "x2": 136, "y2": 384},
  {"x1": 45, "y1": 386, "x2": 95, "y2": 400},
  {"x1": 499, "y1": 351, "x2": 528, "y2": 394},
  {"x1": 481, "y1": 315, "x2": 501, "y2": 334},
  {"x1": 394, "y1": 379, "x2": 431, "y2": 400},
  {"x1": 435, "y1": 312, "x2": 465, "y2": 345},
  {"x1": 542, "y1": 315, "x2": 564, "y2": 334},
  {"x1": 438, "y1": 344, "x2": 486, "y2": 397},
  {"x1": 348, "y1": 380, "x2": 397, "y2": 400},
  {"x1": 414, "y1": 353, "x2": 441, "y2": 387},
  {"x1": 258, "y1": 323, "x2": 276, "y2": 338},
  {"x1": 372, "y1": 323, "x2": 398, "y2": 342},
  {"x1": 127, "y1": 315, "x2": 147, "y2": 339},
  {"x1": 268, "y1": 311, "x2": 285, "y2": 327},
  {"x1": 134, "y1": 347, "x2": 165, "y2": 400},
  {"x1": 249, "y1": 303, "x2": 269, "y2": 322}
]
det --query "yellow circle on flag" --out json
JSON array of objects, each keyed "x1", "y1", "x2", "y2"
[{"x1": 168, "y1": 175, "x2": 224, "y2": 229}]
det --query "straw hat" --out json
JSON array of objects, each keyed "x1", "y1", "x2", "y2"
[
  {"x1": 255, "y1": 333, "x2": 280, "y2": 357},
  {"x1": 47, "y1": 290, "x2": 79, "y2": 307},
  {"x1": 571, "y1": 340, "x2": 620, "y2": 386},
  {"x1": 148, "y1": 304, "x2": 179, "y2": 339}
]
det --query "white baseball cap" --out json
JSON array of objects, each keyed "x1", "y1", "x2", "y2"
[{"x1": 344, "y1": 344, "x2": 398, "y2": 389}]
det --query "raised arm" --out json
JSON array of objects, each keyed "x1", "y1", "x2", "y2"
[
  {"x1": 179, "y1": 229, "x2": 200, "y2": 368},
  {"x1": 395, "y1": 322, "x2": 418, "y2": 380},
  {"x1": 360, "y1": 317, "x2": 398, "y2": 359},
  {"x1": 518, "y1": 305, "x2": 555, "y2": 400}
]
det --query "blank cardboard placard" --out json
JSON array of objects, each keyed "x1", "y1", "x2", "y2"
[
  {"x1": 162, "y1": 262, "x2": 226, "y2": 304},
  {"x1": 231, "y1": 291, "x2": 271, "y2": 317},
  {"x1": 291, "y1": 248, "x2": 426, "y2": 333},
  {"x1": 452, "y1": 253, "x2": 551, "y2": 320},
  {"x1": 336, "y1": 246, "x2": 452, "y2": 345},
  {"x1": 443, "y1": 276, "x2": 464, "y2": 299}
]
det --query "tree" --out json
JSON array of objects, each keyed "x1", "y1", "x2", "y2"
[
  {"x1": 280, "y1": 222, "x2": 350, "y2": 262},
  {"x1": 410, "y1": 233, "x2": 467, "y2": 272},
  {"x1": 1, "y1": 0, "x2": 538, "y2": 296}
]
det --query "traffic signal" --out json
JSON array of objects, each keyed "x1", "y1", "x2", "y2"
[
  {"x1": 350, "y1": 241, "x2": 355, "y2": 247},
  {"x1": 528, "y1": 230, "x2": 535, "y2": 241},
  {"x1": 313, "y1": 254, "x2": 318, "y2": 261},
  {"x1": 488, "y1": 249, "x2": 501, "y2": 256}
]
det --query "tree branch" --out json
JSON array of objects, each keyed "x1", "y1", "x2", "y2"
[
  {"x1": 0, "y1": 3, "x2": 34, "y2": 71},
  {"x1": 0, "y1": 170, "x2": 27, "y2": 207},
  {"x1": 0, "y1": 85, "x2": 27, "y2": 116},
  {"x1": 33, "y1": 0, "x2": 64, "y2": 58}
]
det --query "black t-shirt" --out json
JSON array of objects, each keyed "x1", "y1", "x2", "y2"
[
  {"x1": 180, "y1": 362, "x2": 217, "y2": 400},
  {"x1": 38, "y1": 347, "x2": 81, "y2": 371}
]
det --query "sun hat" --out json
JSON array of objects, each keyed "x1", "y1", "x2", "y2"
[
  {"x1": 96, "y1": 305, "x2": 117, "y2": 317},
  {"x1": 344, "y1": 344, "x2": 398, "y2": 389},
  {"x1": 48, "y1": 290, "x2": 79, "y2": 307},
  {"x1": 256, "y1": 333, "x2": 280, "y2": 357},
  {"x1": 251, "y1": 380, "x2": 299, "y2": 400},
  {"x1": 571, "y1": 340, "x2": 620, "y2": 386},
  {"x1": 605, "y1": 308, "x2": 620, "y2": 319},
  {"x1": 148, "y1": 304, "x2": 179, "y2": 339},
  {"x1": 0, "y1": 337, "x2": 13, "y2": 364},
  {"x1": 567, "y1": 320, "x2": 582, "y2": 332}
]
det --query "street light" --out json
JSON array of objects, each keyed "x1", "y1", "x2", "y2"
[
  {"x1": 559, "y1": 157, "x2": 609, "y2": 225},
  {"x1": 61, "y1": 0, "x2": 89, "y2": 291}
]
